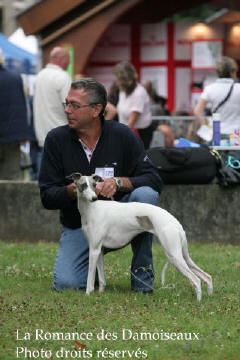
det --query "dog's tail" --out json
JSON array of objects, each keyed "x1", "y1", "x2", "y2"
[
  {"x1": 160, "y1": 225, "x2": 185, "y2": 286},
  {"x1": 161, "y1": 229, "x2": 213, "y2": 296},
  {"x1": 161, "y1": 261, "x2": 169, "y2": 286}
]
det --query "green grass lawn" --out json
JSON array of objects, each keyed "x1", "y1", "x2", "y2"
[{"x1": 0, "y1": 240, "x2": 239, "y2": 360}]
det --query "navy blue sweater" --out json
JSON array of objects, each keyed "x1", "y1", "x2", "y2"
[
  {"x1": 39, "y1": 121, "x2": 163, "y2": 228},
  {"x1": 0, "y1": 66, "x2": 29, "y2": 144}
]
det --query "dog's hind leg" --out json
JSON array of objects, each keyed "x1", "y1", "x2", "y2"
[
  {"x1": 159, "y1": 226, "x2": 202, "y2": 300},
  {"x1": 184, "y1": 257, "x2": 213, "y2": 296},
  {"x1": 154, "y1": 226, "x2": 201, "y2": 299},
  {"x1": 181, "y1": 234, "x2": 213, "y2": 296},
  {"x1": 97, "y1": 250, "x2": 106, "y2": 293},
  {"x1": 169, "y1": 256, "x2": 202, "y2": 301}
]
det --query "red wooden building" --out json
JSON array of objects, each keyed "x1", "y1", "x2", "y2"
[{"x1": 18, "y1": 0, "x2": 240, "y2": 113}]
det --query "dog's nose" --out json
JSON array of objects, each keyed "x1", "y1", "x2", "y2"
[{"x1": 91, "y1": 196, "x2": 98, "y2": 202}]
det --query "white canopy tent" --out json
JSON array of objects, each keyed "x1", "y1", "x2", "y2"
[
  {"x1": 8, "y1": 28, "x2": 40, "y2": 95},
  {"x1": 8, "y1": 27, "x2": 39, "y2": 55}
]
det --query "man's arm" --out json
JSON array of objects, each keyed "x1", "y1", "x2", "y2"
[
  {"x1": 66, "y1": 182, "x2": 77, "y2": 200},
  {"x1": 59, "y1": 73, "x2": 72, "y2": 103},
  {"x1": 193, "y1": 97, "x2": 208, "y2": 125},
  {"x1": 39, "y1": 131, "x2": 74, "y2": 209},
  {"x1": 94, "y1": 125, "x2": 163, "y2": 199},
  {"x1": 127, "y1": 111, "x2": 140, "y2": 128}
]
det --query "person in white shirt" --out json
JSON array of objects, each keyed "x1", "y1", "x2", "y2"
[
  {"x1": 113, "y1": 61, "x2": 153, "y2": 149},
  {"x1": 194, "y1": 56, "x2": 240, "y2": 137},
  {"x1": 33, "y1": 46, "x2": 72, "y2": 174}
]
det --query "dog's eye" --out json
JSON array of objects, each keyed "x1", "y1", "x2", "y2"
[{"x1": 79, "y1": 183, "x2": 88, "y2": 192}]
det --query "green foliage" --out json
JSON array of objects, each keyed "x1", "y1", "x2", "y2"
[
  {"x1": 0, "y1": 241, "x2": 239, "y2": 360},
  {"x1": 164, "y1": 4, "x2": 221, "y2": 22}
]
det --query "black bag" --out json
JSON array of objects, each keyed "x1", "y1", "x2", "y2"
[
  {"x1": 147, "y1": 146, "x2": 219, "y2": 184},
  {"x1": 216, "y1": 152, "x2": 240, "y2": 187},
  {"x1": 217, "y1": 167, "x2": 240, "y2": 187}
]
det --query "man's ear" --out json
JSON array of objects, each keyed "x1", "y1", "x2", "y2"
[
  {"x1": 92, "y1": 174, "x2": 103, "y2": 183},
  {"x1": 66, "y1": 172, "x2": 82, "y2": 181},
  {"x1": 93, "y1": 103, "x2": 103, "y2": 118}
]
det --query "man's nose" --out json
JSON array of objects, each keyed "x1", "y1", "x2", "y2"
[{"x1": 65, "y1": 105, "x2": 72, "y2": 114}]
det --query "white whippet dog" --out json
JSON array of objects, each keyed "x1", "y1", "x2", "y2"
[{"x1": 68, "y1": 173, "x2": 213, "y2": 301}]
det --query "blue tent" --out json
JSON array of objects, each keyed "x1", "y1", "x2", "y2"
[{"x1": 0, "y1": 33, "x2": 36, "y2": 74}]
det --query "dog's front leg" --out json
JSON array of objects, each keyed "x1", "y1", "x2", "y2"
[
  {"x1": 97, "y1": 250, "x2": 106, "y2": 293},
  {"x1": 86, "y1": 248, "x2": 101, "y2": 295}
]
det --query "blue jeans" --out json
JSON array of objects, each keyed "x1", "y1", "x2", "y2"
[
  {"x1": 35, "y1": 147, "x2": 43, "y2": 179},
  {"x1": 53, "y1": 186, "x2": 159, "y2": 292}
]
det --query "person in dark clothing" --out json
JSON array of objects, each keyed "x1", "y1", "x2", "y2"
[
  {"x1": 0, "y1": 50, "x2": 29, "y2": 180},
  {"x1": 27, "y1": 96, "x2": 42, "y2": 180},
  {"x1": 143, "y1": 80, "x2": 174, "y2": 147},
  {"x1": 107, "y1": 80, "x2": 119, "y2": 121},
  {"x1": 39, "y1": 78, "x2": 163, "y2": 293}
]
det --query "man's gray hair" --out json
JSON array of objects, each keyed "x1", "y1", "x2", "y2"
[
  {"x1": 216, "y1": 56, "x2": 238, "y2": 78},
  {"x1": 71, "y1": 78, "x2": 107, "y2": 119}
]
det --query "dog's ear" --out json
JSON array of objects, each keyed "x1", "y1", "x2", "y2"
[
  {"x1": 92, "y1": 174, "x2": 103, "y2": 183},
  {"x1": 66, "y1": 172, "x2": 82, "y2": 181}
]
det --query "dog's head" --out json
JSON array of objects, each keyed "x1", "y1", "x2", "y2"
[{"x1": 66, "y1": 173, "x2": 103, "y2": 202}]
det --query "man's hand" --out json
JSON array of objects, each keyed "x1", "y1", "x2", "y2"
[
  {"x1": 95, "y1": 177, "x2": 133, "y2": 198},
  {"x1": 67, "y1": 182, "x2": 77, "y2": 200},
  {"x1": 95, "y1": 178, "x2": 117, "y2": 199}
]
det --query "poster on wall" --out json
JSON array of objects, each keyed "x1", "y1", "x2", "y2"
[
  {"x1": 65, "y1": 46, "x2": 74, "y2": 79},
  {"x1": 175, "y1": 67, "x2": 191, "y2": 113},
  {"x1": 140, "y1": 66, "x2": 167, "y2": 97},
  {"x1": 85, "y1": 66, "x2": 115, "y2": 92},
  {"x1": 90, "y1": 24, "x2": 131, "y2": 62},
  {"x1": 140, "y1": 23, "x2": 167, "y2": 61},
  {"x1": 192, "y1": 40, "x2": 222, "y2": 69},
  {"x1": 174, "y1": 22, "x2": 192, "y2": 60}
]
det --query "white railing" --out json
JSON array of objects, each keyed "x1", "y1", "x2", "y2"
[
  {"x1": 151, "y1": 116, "x2": 195, "y2": 121},
  {"x1": 151, "y1": 115, "x2": 196, "y2": 139},
  {"x1": 151, "y1": 116, "x2": 240, "y2": 150}
]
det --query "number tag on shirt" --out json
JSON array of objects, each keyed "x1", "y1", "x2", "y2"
[{"x1": 95, "y1": 167, "x2": 114, "y2": 178}]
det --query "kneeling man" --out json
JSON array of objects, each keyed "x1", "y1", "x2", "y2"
[{"x1": 39, "y1": 78, "x2": 163, "y2": 293}]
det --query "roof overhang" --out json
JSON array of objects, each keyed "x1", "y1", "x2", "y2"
[
  {"x1": 41, "y1": 0, "x2": 122, "y2": 47},
  {"x1": 205, "y1": 8, "x2": 240, "y2": 23},
  {"x1": 17, "y1": 0, "x2": 88, "y2": 35}
]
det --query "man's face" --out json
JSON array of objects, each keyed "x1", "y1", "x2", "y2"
[{"x1": 65, "y1": 88, "x2": 99, "y2": 132}]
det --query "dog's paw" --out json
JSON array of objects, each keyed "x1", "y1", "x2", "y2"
[
  {"x1": 99, "y1": 286, "x2": 105, "y2": 293},
  {"x1": 86, "y1": 288, "x2": 94, "y2": 295},
  {"x1": 207, "y1": 286, "x2": 214, "y2": 296}
]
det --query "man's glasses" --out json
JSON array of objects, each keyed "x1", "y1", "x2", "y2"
[
  {"x1": 62, "y1": 102, "x2": 97, "y2": 111},
  {"x1": 227, "y1": 155, "x2": 240, "y2": 169}
]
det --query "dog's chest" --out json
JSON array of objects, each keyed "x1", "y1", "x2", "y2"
[
  {"x1": 100, "y1": 226, "x2": 141, "y2": 248},
  {"x1": 80, "y1": 211, "x2": 91, "y2": 229}
]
